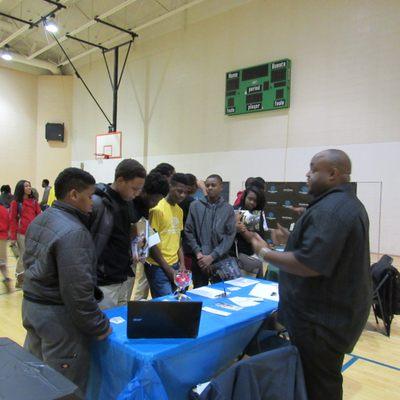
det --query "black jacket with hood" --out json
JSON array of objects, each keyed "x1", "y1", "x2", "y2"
[
  {"x1": 184, "y1": 197, "x2": 236, "y2": 262},
  {"x1": 90, "y1": 183, "x2": 133, "y2": 285}
]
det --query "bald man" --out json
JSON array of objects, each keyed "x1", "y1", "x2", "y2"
[{"x1": 251, "y1": 149, "x2": 372, "y2": 400}]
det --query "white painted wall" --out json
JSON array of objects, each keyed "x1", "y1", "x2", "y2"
[
  {"x1": 71, "y1": 0, "x2": 400, "y2": 255},
  {"x1": 36, "y1": 76, "x2": 73, "y2": 192},
  {"x1": 0, "y1": 66, "x2": 37, "y2": 189},
  {"x1": 0, "y1": 67, "x2": 72, "y2": 195}
]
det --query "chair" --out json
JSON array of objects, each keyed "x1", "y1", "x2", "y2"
[
  {"x1": 190, "y1": 345, "x2": 308, "y2": 400},
  {"x1": 371, "y1": 255, "x2": 396, "y2": 336}
]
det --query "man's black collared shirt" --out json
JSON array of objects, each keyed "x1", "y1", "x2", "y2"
[{"x1": 279, "y1": 183, "x2": 372, "y2": 353}]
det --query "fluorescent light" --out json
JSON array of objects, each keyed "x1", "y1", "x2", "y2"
[
  {"x1": 1, "y1": 49, "x2": 12, "y2": 61},
  {"x1": 44, "y1": 20, "x2": 58, "y2": 33}
]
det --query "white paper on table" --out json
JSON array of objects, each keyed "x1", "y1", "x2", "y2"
[
  {"x1": 193, "y1": 382, "x2": 211, "y2": 395},
  {"x1": 249, "y1": 283, "x2": 280, "y2": 302},
  {"x1": 226, "y1": 277, "x2": 258, "y2": 288},
  {"x1": 148, "y1": 232, "x2": 160, "y2": 248},
  {"x1": 110, "y1": 316, "x2": 125, "y2": 324},
  {"x1": 215, "y1": 302, "x2": 242, "y2": 311},
  {"x1": 228, "y1": 296, "x2": 260, "y2": 308},
  {"x1": 202, "y1": 306, "x2": 231, "y2": 316},
  {"x1": 188, "y1": 286, "x2": 225, "y2": 299},
  {"x1": 226, "y1": 286, "x2": 241, "y2": 292}
]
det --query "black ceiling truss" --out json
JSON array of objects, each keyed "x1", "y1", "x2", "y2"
[
  {"x1": 54, "y1": 33, "x2": 136, "y2": 131},
  {"x1": 95, "y1": 17, "x2": 139, "y2": 40},
  {"x1": 0, "y1": 1, "x2": 138, "y2": 131},
  {"x1": 66, "y1": 34, "x2": 108, "y2": 52},
  {"x1": 0, "y1": 0, "x2": 65, "y2": 29},
  {"x1": 50, "y1": 32, "x2": 114, "y2": 128},
  {"x1": 58, "y1": 25, "x2": 137, "y2": 131}
]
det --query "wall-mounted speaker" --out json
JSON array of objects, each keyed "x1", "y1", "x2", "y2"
[{"x1": 45, "y1": 123, "x2": 64, "y2": 142}]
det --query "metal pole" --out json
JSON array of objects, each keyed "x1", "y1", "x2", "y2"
[
  {"x1": 50, "y1": 33, "x2": 113, "y2": 127},
  {"x1": 95, "y1": 17, "x2": 138, "y2": 38},
  {"x1": 112, "y1": 46, "x2": 119, "y2": 131},
  {"x1": 66, "y1": 34, "x2": 108, "y2": 51},
  {"x1": 117, "y1": 41, "x2": 132, "y2": 89},
  {"x1": 0, "y1": 12, "x2": 35, "y2": 27}
]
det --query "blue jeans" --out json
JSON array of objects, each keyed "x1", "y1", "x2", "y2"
[{"x1": 144, "y1": 262, "x2": 179, "y2": 298}]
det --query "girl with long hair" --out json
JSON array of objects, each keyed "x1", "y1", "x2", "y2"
[
  {"x1": 0, "y1": 197, "x2": 12, "y2": 292},
  {"x1": 9, "y1": 180, "x2": 41, "y2": 288},
  {"x1": 233, "y1": 186, "x2": 268, "y2": 277}
]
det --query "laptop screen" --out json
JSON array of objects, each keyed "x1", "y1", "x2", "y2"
[{"x1": 127, "y1": 301, "x2": 202, "y2": 339}]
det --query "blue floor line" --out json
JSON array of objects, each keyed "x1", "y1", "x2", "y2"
[
  {"x1": 349, "y1": 354, "x2": 400, "y2": 372},
  {"x1": 342, "y1": 356, "x2": 358, "y2": 372}
]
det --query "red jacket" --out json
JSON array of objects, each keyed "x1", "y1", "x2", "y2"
[
  {"x1": 233, "y1": 190, "x2": 244, "y2": 207},
  {"x1": 9, "y1": 198, "x2": 41, "y2": 240},
  {"x1": 0, "y1": 205, "x2": 9, "y2": 240}
]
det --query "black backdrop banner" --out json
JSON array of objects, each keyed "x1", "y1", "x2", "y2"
[{"x1": 264, "y1": 182, "x2": 357, "y2": 229}]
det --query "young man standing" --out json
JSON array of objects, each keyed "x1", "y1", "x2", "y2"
[
  {"x1": 40, "y1": 179, "x2": 51, "y2": 210},
  {"x1": 130, "y1": 172, "x2": 170, "y2": 300},
  {"x1": 144, "y1": 173, "x2": 188, "y2": 298},
  {"x1": 179, "y1": 173, "x2": 198, "y2": 270},
  {"x1": 22, "y1": 168, "x2": 111, "y2": 395},
  {"x1": 150, "y1": 163, "x2": 175, "y2": 182},
  {"x1": 90, "y1": 159, "x2": 146, "y2": 309},
  {"x1": 185, "y1": 174, "x2": 236, "y2": 288}
]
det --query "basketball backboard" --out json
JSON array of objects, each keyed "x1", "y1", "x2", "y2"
[{"x1": 95, "y1": 131, "x2": 122, "y2": 159}]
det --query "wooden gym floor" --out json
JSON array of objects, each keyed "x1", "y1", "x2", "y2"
[{"x1": 0, "y1": 249, "x2": 399, "y2": 399}]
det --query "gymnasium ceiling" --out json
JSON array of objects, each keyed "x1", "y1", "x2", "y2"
[{"x1": 0, "y1": 0, "x2": 248, "y2": 74}]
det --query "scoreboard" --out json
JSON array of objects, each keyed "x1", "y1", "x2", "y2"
[{"x1": 225, "y1": 59, "x2": 291, "y2": 116}]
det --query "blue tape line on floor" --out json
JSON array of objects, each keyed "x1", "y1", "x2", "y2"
[
  {"x1": 349, "y1": 354, "x2": 400, "y2": 372},
  {"x1": 342, "y1": 356, "x2": 358, "y2": 372}
]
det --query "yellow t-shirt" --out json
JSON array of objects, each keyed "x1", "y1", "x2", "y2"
[
  {"x1": 146, "y1": 198, "x2": 183, "y2": 266},
  {"x1": 47, "y1": 186, "x2": 56, "y2": 206}
]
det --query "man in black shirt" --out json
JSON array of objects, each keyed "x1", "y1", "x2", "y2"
[
  {"x1": 90, "y1": 159, "x2": 146, "y2": 308},
  {"x1": 251, "y1": 149, "x2": 372, "y2": 400}
]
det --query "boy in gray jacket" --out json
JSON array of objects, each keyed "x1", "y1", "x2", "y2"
[
  {"x1": 184, "y1": 174, "x2": 236, "y2": 288},
  {"x1": 22, "y1": 168, "x2": 111, "y2": 395}
]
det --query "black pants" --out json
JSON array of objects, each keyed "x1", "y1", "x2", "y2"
[
  {"x1": 191, "y1": 256, "x2": 210, "y2": 288},
  {"x1": 289, "y1": 324, "x2": 345, "y2": 400},
  {"x1": 191, "y1": 256, "x2": 223, "y2": 288}
]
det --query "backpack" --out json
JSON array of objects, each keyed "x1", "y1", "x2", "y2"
[
  {"x1": 371, "y1": 255, "x2": 400, "y2": 321},
  {"x1": 392, "y1": 267, "x2": 400, "y2": 315}
]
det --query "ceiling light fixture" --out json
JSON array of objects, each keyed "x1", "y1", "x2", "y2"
[
  {"x1": 1, "y1": 45, "x2": 12, "y2": 61},
  {"x1": 44, "y1": 17, "x2": 58, "y2": 33}
]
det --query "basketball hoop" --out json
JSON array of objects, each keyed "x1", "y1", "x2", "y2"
[
  {"x1": 94, "y1": 153, "x2": 111, "y2": 159},
  {"x1": 95, "y1": 131, "x2": 122, "y2": 159}
]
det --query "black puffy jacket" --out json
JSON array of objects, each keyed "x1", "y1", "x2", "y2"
[
  {"x1": 89, "y1": 183, "x2": 114, "y2": 261},
  {"x1": 89, "y1": 183, "x2": 134, "y2": 285},
  {"x1": 23, "y1": 201, "x2": 109, "y2": 337}
]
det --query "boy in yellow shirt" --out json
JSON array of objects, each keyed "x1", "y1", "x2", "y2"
[{"x1": 145, "y1": 173, "x2": 188, "y2": 297}]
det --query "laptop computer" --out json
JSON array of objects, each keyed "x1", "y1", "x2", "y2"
[{"x1": 127, "y1": 301, "x2": 203, "y2": 339}]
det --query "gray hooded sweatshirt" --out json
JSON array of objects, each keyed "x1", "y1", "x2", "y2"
[{"x1": 184, "y1": 197, "x2": 236, "y2": 261}]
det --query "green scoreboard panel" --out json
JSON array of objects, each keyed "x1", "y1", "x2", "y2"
[{"x1": 225, "y1": 59, "x2": 291, "y2": 116}]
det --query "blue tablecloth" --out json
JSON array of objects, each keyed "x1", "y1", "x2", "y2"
[{"x1": 86, "y1": 279, "x2": 278, "y2": 400}]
